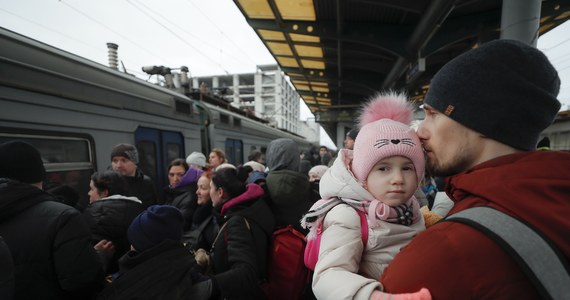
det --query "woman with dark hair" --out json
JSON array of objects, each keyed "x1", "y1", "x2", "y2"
[
  {"x1": 84, "y1": 171, "x2": 144, "y2": 273},
  {"x1": 163, "y1": 159, "x2": 189, "y2": 202},
  {"x1": 193, "y1": 166, "x2": 275, "y2": 299},
  {"x1": 163, "y1": 158, "x2": 203, "y2": 231}
]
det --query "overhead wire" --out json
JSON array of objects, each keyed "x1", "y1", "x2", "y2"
[
  {"x1": 1, "y1": 5, "x2": 156, "y2": 78},
  {"x1": 183, "y1": 0, "x2": 261, "y2": 66},
  {"x1": 59, "y1": 0, "x2": 173, "y2": 66},
  {"x1": 126, "y1": 0, "x2": 230, "y2": 74},
  {"x1": 542, "y1": 36, "x2": 570, "y2": 52},
  {"x1": 132, "y1": 0, "x2": 252, "y2": 70},
  {"x1": 0, "y1": 7, "x2": 100, "y2": 52}
]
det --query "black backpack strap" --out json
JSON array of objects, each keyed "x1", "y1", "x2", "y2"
[
  {"x1": 182, "y1": 215, "x2": 214, "y2": 251},
  {"x1": 446, "y1": 206, "x2": 570, "y2": 300}
]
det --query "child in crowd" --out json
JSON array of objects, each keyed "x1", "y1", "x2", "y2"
[{"x1": 301, "y1": 92, "x2": 430, "y2": 300}]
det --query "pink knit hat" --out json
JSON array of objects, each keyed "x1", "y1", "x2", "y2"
[{"x1": 351, "y1": 92, "x2": 424, "y2": 184}]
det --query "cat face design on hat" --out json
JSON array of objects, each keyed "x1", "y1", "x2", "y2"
[
  {"x1": 375, "y1": 138, "x2": 416, "y2": 148},
  {"x1": 351, "y1": 92, "x2": 425, "y2": 185}
]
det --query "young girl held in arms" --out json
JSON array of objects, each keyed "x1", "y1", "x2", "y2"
[{"x1": 301, "y1": 92, "x2": 430, "y2": 300}]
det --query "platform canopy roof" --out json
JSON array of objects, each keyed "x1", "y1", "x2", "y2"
[{"x1": 233, "y1": 0, "x2": 570, "y2": 143}]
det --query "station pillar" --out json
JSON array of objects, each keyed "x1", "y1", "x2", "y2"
[{"x1": 500, "y1": 0, "x2": 541, "y2": 46}]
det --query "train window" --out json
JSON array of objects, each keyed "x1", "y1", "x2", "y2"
[
  {"x1": 0, "y1": 136, "x2": 91, "y2": 165},
  {"x1": 233, "y1": 118, "x2": 241, "y2": 128},
  {"x1": 220, "y1": 114, "x2": 230, "y2": 124},
  {"x1": 225, "y1": 138, "x2": 244, "y2": 165},
  {"x1": 45, "y1": 169, "x2": 93, "y2": 212},
  {"x1": 0, "y1": 133, "x2": 95, "y2": 211},
  {"x1": 166, "y1": 143, "x2": 181, "y2": 164},
  {"x1": 135, "y1": 127, "x2": 184, "y2": 196},
  {"x1": 175, "y1": 100, "x2": 192, "y2": 115},
  {"x1": 137, "y1": 141, "x2": 158, "y2": 184},
  {"x1": 553, "y1": 132, "x2": 570, "y2": 150}
]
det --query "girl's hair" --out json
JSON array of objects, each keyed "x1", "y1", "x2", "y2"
[
  {"x1": 91, "y1": 170, "x2": 130, "y2": 196},
  {"x1": 211, "y1": 166, "x2": 249, "y2": 200},
  {"x1": 168, "y1": 158, "x2": 189, "y2": 172},
  {"x1": 210, "y1": 148, "x2": 227, "y2": 164}
]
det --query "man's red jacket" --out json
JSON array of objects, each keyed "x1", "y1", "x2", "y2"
[{"x1": 381, "y1": 151, "x2": 570, "y2": 299}]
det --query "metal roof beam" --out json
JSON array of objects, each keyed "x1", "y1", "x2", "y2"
[
  {"x1": 381, "y1": 0, "x2": 455, "y2": 89},
  {"x1": 352, "y1": 0, "x2": 427, "y2": 14},
  {"x1": 247, "y1": 19, "x2": 411, "y2": 55},
  {"x1": 423, "y1": 10, "x2": 500, "y2": 55}
]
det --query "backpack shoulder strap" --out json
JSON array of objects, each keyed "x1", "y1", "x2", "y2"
[
  {"x1": 183, "y1": 215, "x2": 214, "y2": 249},
  {"x1": 446, "y1": 206, "x2": 570, "y2": 300},
  {"x1": 324, "y1": 203, "x2": 368, "y2": 246},
  {"x1": 355, "y1": 209, "x2": 368, "y2": 247}
]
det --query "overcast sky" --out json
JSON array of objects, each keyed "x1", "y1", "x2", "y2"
[{"x1": 1, "y1": 0, "x2": 569, "y2": 149}]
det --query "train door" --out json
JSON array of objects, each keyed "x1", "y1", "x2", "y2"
[
  {"x1": 193, "y1": 102, "x2": 212, "y2": 156},
  {"x1": 225, "y1": 138, "x2": 243, "y2": 166},
  {"x1": 135, "y1": 127, "x2": 184, "y2": 196}
]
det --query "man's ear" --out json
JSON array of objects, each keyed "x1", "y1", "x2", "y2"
[{"x1": 216, "y1": 187, "x2": 225, "y2": 200}]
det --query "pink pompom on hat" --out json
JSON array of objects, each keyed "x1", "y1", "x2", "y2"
[{"x1": 351, "y1": 91, "x2": 425, "y2": 184}]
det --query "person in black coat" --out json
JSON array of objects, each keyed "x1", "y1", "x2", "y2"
[
  {"x1": 98, "y1": 205, "x2": 210, "y2": 300},
  {"x1": 163, "y1": 159, "x2": 203, "y2": 231},
  {"x1": 84, "y1": 171, "x2": 144, "y2": 274},
  {"x1": 194, "y1": 167, "x2": 275, "y2": 300},
  {"x1": 0, "y1": 141, "x2": 111, "y2": 300},
  {"x1": 110, "y1": 143, "x2": 158, "y2": 208},
  {"x1": 0, "y1": 236, "x2": 14, "y2": 300},
  {"x1": 183, "y1": 170, "x2": 218, "y2": 252}
]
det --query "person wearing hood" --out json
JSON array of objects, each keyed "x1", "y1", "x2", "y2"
[
  {"x1": 192, "y1": 166, "x2": 275, "y2": 300},
  {"x1": 110, "y1": 143, "x2": 158, "y2": 209},
  {"x1": 163, "y1": 159, "x2": 204, "y2": 231},
  {"x1": 298, "y1": 150, "x2": 313, "y2": 176},
  {"x1": 84, "y1": 170, "x2": 144, "y2": 274},
  {"x1": 265, "y1": 138, "x2": 317, "y2": 234}
]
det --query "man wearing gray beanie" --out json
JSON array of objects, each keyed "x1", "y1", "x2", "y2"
[
  {"x1": 110, "y1": 143, "x2": 158, "y2": 209},
  {"x1": 380, "y1": 40, "x2": 570, "y2": 299}
]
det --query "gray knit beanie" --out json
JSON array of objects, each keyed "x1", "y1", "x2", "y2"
[
  {"x1": 424, "y1": 39, "x2": 561, "y2": 150},
  {"x1": 111, "y1": 143, "x2": 139, "y2": 164}
]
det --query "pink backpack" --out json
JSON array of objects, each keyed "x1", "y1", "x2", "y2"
[{"x1": 304, "y1": 206, "x2": 369, "y2": 270}]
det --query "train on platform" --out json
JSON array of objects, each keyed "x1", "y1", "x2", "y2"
[{"x1": 0, "y1": 27, "x2": 315, "y2": 206}]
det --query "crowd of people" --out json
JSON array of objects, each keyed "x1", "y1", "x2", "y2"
[{"x1": 1, "y1": 39, "x2": 569, "y2": 300}]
